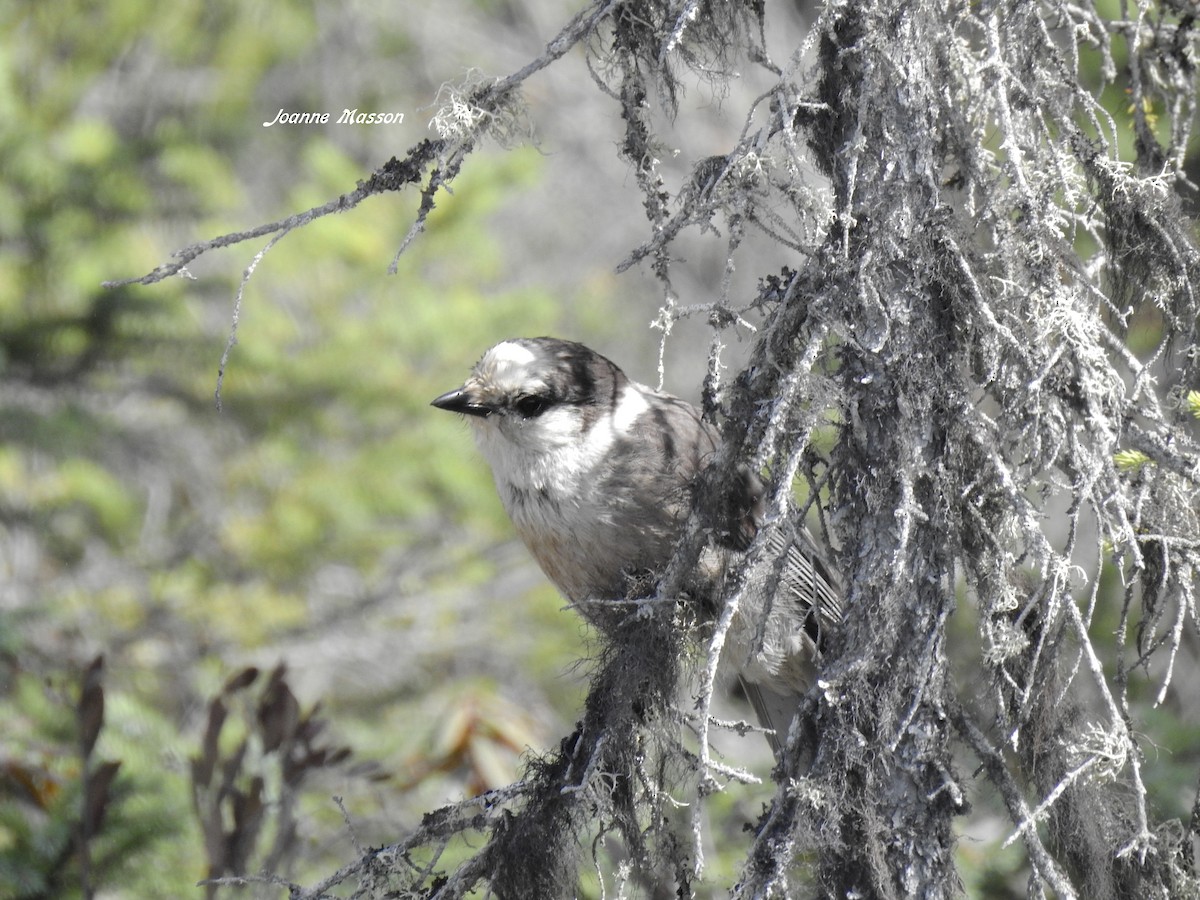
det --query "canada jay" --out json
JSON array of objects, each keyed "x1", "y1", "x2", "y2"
[{"x1": 432, "y1": 337, "x2": 842, "y2": 753}]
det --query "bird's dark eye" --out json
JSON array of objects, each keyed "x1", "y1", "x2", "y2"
[{"x1": 514, "y1": 394, "x2": 550, "y2": 418}]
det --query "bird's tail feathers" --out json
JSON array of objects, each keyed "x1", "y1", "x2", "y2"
[{"x1": 739, "y1": 677, "x2": 803, "y2": 757}]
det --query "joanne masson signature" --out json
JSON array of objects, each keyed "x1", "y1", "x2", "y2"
[{"x1": 263, "y1": 108, "x2": 405, "y2": 127}]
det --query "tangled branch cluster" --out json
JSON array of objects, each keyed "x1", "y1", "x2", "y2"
[{"x1": 117, "y1": 0, "x2": 1200, "y2": 897}]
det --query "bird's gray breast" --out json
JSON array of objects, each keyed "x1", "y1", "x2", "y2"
[{"x1": 501, "y1": 468, "x2": 680, "y2": 606}]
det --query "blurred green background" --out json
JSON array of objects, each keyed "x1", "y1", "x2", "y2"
[{"x1": 2, "y1": 0, "x2": 1197, "y2": 897}]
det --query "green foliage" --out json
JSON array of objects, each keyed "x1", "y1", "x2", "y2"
[
  {"x1": 1114, "y1": 448, "x2": 1152, "y2": 470},
  {"x1": 0, "y1": 656, "x2": 194, "y2": 899},
  {"x1": 1187, "y1": 389, "x2": 1200, "y2": 418}
]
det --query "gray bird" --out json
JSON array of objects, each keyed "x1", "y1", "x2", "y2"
[{"x1": 432, "y1": 337, "x2": 842, "y2": 754}]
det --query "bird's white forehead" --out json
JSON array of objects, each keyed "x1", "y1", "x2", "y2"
[
  {"x1": 475, "y1": 340, "x2": 543, "y2": 389},
  {"x1": 484, "y1": 340, "x2": 538, "y2": 369}
]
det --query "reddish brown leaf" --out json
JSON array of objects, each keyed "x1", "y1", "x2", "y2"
[
  {"x1": 78, "y1": 655, "x2": 106, "y2": 758},
  {"x1": 257, "y1": 677, "x2": 299, "y2": 754},
  {"x1": 83, "y1": 759, "x2": 121, "y2": 836},
  {"x1": 2, "y1": 759, "x2": 64, "y2": 809},
  {"x1": 193, "y1": 697, "x2": 227, "y2": 788},
  {"x1": 222, "y1": 666, "x2": 259, "y2": 694}
]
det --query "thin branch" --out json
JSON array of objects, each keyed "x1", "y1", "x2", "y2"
[{"x1": 951, "y1": 703, "x2": 1079, "y2": 900}]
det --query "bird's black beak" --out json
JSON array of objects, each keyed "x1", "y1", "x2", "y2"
[{"x1": 431, "y1": 387, "x2": 492, "y2": 418}]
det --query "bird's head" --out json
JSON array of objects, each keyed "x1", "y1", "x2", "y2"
[{"x1": 431, "y1": 337, "x2": 628, "y2": 460}]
